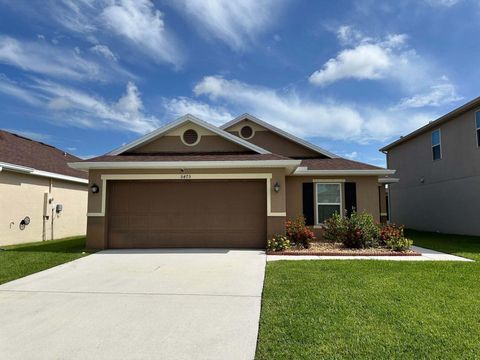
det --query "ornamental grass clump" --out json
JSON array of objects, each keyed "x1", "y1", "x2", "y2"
[{"x1": 285, "y1": 216, "x2": 316, "y2": 249}]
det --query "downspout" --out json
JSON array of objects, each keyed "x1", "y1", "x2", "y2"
[{"x1": 49, "y1": 178, "x2": 54, "y2": 241}]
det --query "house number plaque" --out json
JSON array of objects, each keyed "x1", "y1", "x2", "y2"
[{"x1": 180, "y1": 174, "x2": 191, "y2": 179}]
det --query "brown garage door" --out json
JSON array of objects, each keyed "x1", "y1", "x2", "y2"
[{"x1": 107, "y1": 180, "x2": 267, "y2": 248}]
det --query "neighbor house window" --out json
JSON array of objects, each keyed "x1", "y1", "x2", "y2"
[
  {"x1": 315, "y1": 183, "x2": 342, "y2": 225},
  {"x1": 476, "y1": 111, "x2": 480, "y2": 147},
  {"x1": 431, "y1": 129, "x2": 441, "y2": 160}
]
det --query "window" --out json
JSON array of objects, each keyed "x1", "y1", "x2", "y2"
[
  {"x1": 431, "y1": 129, "x2": 441, "y2": 160},
  {"x1": 476, "y1": 112, "x2": 480, "y2": 147},
  {"x1": 315, "y1": 183, "x2": 342, "y2": 224}
]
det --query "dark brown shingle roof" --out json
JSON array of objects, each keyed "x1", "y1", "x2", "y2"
[
  {"x1": 300, "y1": 158, "x2": 383, "y2": 170},
  {"x1": 82, "y1": 153, "x2": 292, "y2": 162},
  {"x1": 0, "y1": 130, "x2": 87, "y2": 179}
]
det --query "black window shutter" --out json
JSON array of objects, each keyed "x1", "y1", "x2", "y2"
[
  {"x1": 344, "y1": 182, "x2": 357, "y2": 217},
  {"x1": 302, "y1": 183, "x2": 314, "y2": 225}
]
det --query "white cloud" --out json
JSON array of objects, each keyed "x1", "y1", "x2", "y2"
[
  {"x1": 40, "y1": 0, "x2": 182, "y2": 66},
  {"x1": 343, "y1": 151, "x2": 358, "y2": 159},
  {"x1": 192, "y1": 75, "x2": 434, "y2": 143},
  {"x1": 425, "y1": 0, "x2": 462, "y2": 7},
  {"x1": 0, "y1": 36, "x2": 101, "y2": 80},
  {"x1": 162, "y1": 97, "x2": 233, "y2": 125},
  {"x1": 0, "y1": 36, "x2": 134, "y2": 82},
  {"x1": 397, "y1": 81, "x2": 462, "y2": 108},
  {"x1": 101, "y1": 0, "x2": 183, "y2": 66},
  {"x1": 0, "y1": 74, "x2": 44, "y2": 106},
  {"x1": 309, "y1": 32, "x2": 408, "y2": 86},
  {"x1": 40, "y1": 81, "x2": 159, "y2": 133},
  {"x1": 0, "y1": 77, "x2": 159, "y2": 134},
  {"x1": 168, "y1": 0, "x2": 286, "y2": 50},
  {"x1": 89, "y1": 44, "x2": 117, "y2": 62}
]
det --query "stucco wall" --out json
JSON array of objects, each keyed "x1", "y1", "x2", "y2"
[
  {"x1": 285, "y1": 175, "x2": 381, "y2": 237},
  {"x1": 0, "y1": 170, "x2": 87, "y2": 246},
  {"x1": 387, "y1": 106, "x2": 480, "y2": 235}
]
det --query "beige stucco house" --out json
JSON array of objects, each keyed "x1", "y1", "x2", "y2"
[
  {"x1": 70, "y1": 114, "x2": 395, "y2": 249},
  {"x1": 0, "y1": 130, "x2": 88, "y2": 246},
  {"x1": 380, "y1": 96, "x2": 480, "y2": 236}
]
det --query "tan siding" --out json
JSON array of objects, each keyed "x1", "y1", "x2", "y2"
[
  {"x1": 131, "y1": 135, "x2": 249, "y2": 154},
  {"x1": 0, "y1": 171, "x2": 87, "y2": 245},
  {"x1": 226, "y1": 119, "x2": 321, "y2": 158}
]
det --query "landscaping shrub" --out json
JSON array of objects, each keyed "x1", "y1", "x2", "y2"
[
  {"x1": 323, "y1": 211, "x2": 412, "y2": 251},
  {"x1": 381, "y1": 224, "x2": 413, "y2": 251},
  {"x1": 323, "y1": 211, "x2": 380, "y2": 249},
  {"x1": 285, "y1": 216, "x2": 316, "y2": 249},
  {"x1": 267, "y1": 234, "x2": 291, "y2": 252}
]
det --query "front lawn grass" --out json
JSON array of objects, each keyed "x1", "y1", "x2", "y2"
[
  {"x1": 0, "y1": 236, "x2": 92, "y2": 285},
  {"x1": 256, "y1": 230, "x2": 480, "y2": 359}
]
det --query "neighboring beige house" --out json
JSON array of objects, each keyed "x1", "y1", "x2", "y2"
[
  {"x1": 380, "y1": 97, "x2": 480, "y2": 236},
  {"x1": 0, "y1": 130, "x2": 88, "y2": 246},
  {"x1": 70, "y1": 114, "x2": 394, "y2": 249}
]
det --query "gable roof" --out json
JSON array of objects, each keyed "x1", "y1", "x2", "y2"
[
  {"x1": 220, "y1": 113, "x2": 339, "y2": 158},
  {"x1": 380, "y1": 96, "x2": 480, "y2": 152},
  {"x1": 109, "y1": 114, "x2": 271, "y2": 155},
  {"x1": 0, "y1": 129, "x2": 87, "y2": 183}
]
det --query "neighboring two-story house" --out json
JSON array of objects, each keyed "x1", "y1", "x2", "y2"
[{"x1": 380, "y1": 97, "x2": 480, "y2": 236}]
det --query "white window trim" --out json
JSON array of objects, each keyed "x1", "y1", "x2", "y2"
[
  {"x1": 475, "y1": 110, "x2": 480, "y2": 148},
  {"x1": 314, "y1": 182, "x2": 343, "y2": 227},
  {"x1": 431, "y1": 128, "x2": 442, "y2": 161}
]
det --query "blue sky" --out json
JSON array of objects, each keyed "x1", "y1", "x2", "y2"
[{"x1": 0, "y1": 0, "x2": 478, "y2": 166}]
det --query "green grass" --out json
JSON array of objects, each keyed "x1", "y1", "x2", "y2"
[
  {"x1": 0, "y1": 236, "x2": 92, "y2": 285},
  {"x1": 256, "y1": 230, "x2": 480, "y2": 359}
]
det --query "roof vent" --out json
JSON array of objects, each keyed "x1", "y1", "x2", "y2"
[
  {"x1": 182, "y1": 129, "x2": 199, "y2": 146},
  {"x1": 240, "y1": 125, "x2": 254, "y2": 139}
]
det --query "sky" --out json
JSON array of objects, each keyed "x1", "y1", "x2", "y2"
[{"x1": 0, "y1": 0, "x2": 478, "y2": 166}]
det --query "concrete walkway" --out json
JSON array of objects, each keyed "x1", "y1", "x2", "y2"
[
  {"x1": 268, "y1": 245, "x2": 473, "y2": 262},
  {"x1": 0, "y1": 249, "x2": 266, "y2": 360}
]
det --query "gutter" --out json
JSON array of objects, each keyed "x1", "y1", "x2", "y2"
[
  {"x1": 292, "y1": 168, "x2": 396, "y2": 176},
  {"x1": 0, "y1": 161, "x2": 88, "y2": 184}
]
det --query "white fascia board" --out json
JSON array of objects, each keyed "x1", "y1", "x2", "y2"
[
  {"x1": 378, "y1": 177, "x2": 400, "y2": 184},
  {"x1": 108, "y1": 114, "x2": 271, "y2": 155},
  {"x1": 69, "y1": 159, "x2": 302, "y2": 170},
  {"x1": 221, "y1": 113, "x2": 339, "y2": 158},
  {"x1": 292, "y1": 168, "x2": 396, "y2": 176},
  {"x1": 0, "y1": 161, "x2": 88, "y2": 184}
]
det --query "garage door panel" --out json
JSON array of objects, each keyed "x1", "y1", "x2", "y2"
[{"x1": 107, "y1": 180, "x2": 266, "y2": 248}]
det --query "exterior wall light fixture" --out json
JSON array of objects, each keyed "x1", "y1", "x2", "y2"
[
  {"x1": 91, "y1": 183, "x2": 100, "y2": 194},
  {"x1": 273, "y1": 181, "x2": 280, "y2": 193}
]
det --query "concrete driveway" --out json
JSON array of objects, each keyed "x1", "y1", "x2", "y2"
[{"x1": 0, "y1": 249, "x2": 266, "y2": 360}]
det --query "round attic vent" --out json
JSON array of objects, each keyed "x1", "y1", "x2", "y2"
[
  {"x1": 182, "y1": 129, "x2": 199, "y2": 146},
  {"x1": 240, "y1": 125, "x2": 254, "y2": 139}
]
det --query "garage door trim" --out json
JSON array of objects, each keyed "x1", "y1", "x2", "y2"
[{"x1": 88, "y1": 173, "x2": 286, "y2": 217}]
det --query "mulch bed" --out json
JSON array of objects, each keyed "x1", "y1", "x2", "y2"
[{"x1": 267, "y1": 242, "x2": 421, "y2": 256}]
